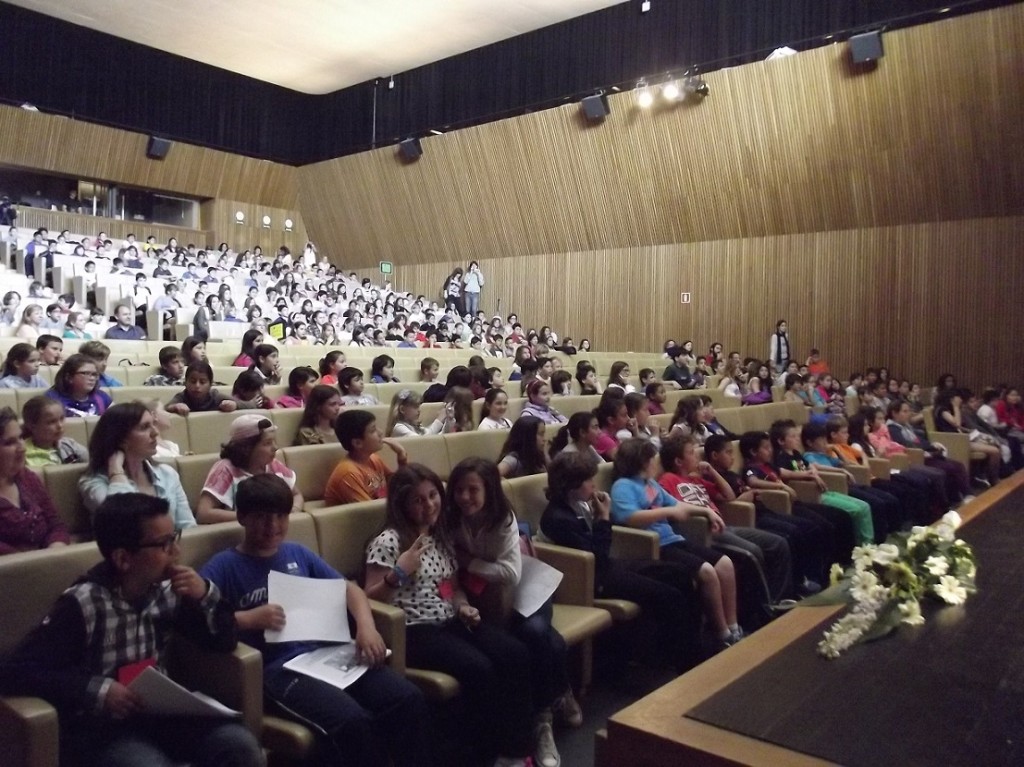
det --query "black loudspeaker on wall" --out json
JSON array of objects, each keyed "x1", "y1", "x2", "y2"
[
  {"x1": 849, "y1": 31, "x2": 884, "y2": 64},
  {"x1": 146, "y1": 136, "x2": 172, "y2": 160},
  {"x1": 580, "y1": 94, "x2": 610, "y2": 122},
  {"x1": 398, "y1": 138, "x2": 422, "y2": 161}
]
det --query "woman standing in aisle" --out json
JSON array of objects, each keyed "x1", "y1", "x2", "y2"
[
  {"x1": 769, "y1": 319, "x2": 791, "y2": 375},
  {"x1": 464, "y1": 261, "x2": 485, "y2": 316}
]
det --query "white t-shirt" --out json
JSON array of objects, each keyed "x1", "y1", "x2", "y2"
[{"x1": 478, "y1": 416, "x2": 512, "y2": 430}]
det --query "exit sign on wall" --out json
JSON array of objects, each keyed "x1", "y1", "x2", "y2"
[{"x1": 680, "y1": 292, "x2": 691, "y2": 304}]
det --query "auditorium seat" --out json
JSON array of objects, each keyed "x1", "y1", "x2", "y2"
[
  {"x1": 445, "y1": 429, "x2": 508, "y2": 469},
  {"x1": 175, "y1": 453, "x2": 220, "y2": 510},
  {"x1": 279, "y1": 443, "x2": 346, "y2": 510},
  {"x1": 41, "y1": 464, "x2": 91, "y2": 540}
]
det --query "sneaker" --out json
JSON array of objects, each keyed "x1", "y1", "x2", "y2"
[
  {"x1": 534, "y1": 720, "x2": 560, "y2": 767},
  {"x1": 552, "y1": 690, "x2": 583, "y2": 728},
  {"x1": 773, "y1": 599, "x2": 799, "y2": 612},
  {"x1": 728, "y1": 626, "x2": 746, "y2": 645}
]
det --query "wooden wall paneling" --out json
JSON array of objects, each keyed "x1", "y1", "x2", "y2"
[
  {"x1": 298, "y1": 6, "x2": 1024, "y2": 268},
  {"x1": 0, "y1": 106, "x2": 299, "y2": 209},
  {"x1": 14, "y1": 208, "x2": 206, "y2": 247},
  {"x1": 199, "y1": 200, "x2": 308, "y2": 255}
]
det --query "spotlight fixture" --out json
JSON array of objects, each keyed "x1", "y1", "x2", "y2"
[
  {"x1": 662, "y1": 80, "x2": 680, "y2": 101},
  {"x1": 635, "y1": 79, "x2": 654, "y2": 108},
  {"x1": 683, "y1": 75, "x2": 709, "y2": 98},
  {"x1": 261, "y1": 215, "x2": 271, "y2": 228},
  {"x1": 234, "y1": 211, "x2": 245, "y2": 223},
  {"x1": 284, "y1": 218, "x2": 294, "y2": 232}
]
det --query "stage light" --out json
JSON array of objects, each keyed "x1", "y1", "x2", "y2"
[
  {"x1": 234, "y1": 211, "x2": 245, "y2": 223},
  {"x1": 683, "y1": 76, "x2": 709, "y2": 98},
  {"x1": 261, "y1": 215, "x2": 271, "y2": 228},
  {"x1": 635, "y1": 79, "x2": 654, "y2": 108},
  {"x1": 284, "y1": 218, "x2": 294, "y2": 232},
  {"x1": 662, "y1": 81, "x2": 680, "y2": 101}
]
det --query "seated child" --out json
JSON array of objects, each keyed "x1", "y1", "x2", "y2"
[
  {"x1": 36, "y1": 334, "x2": 64, "y2": 367},
  {"x1": 231, "y1": 371, "x2": 274, "y2": 410},
  {"x1": 801, "y1": 421, "x2": 905, "y2": 543},
  {"x1": 645, "y1": 382, "x2": 667, "y2": 415},
  {"x1": 657, "y1": 434, "x2": 793, "y2": 609},
  {"x1": 0, "y1": 494, "x2": 262, "y2": 767},
  {"x1": 79, "y1": 340, "x2": 123, "y2": 388},
  {"x1": 0, "y1": 342, "x2": 47, "y2": 389},
  {"x1": 324, "y1": 410, "x2": 407, "y2": 505},
  {"x1": 143, "y1": 346, "x2": 186, "y2": 386},
  {"x1": 275, "y1": 366, "x2": 319, "y2": 409},
  {"x1": 22, "y1": 394, "x2": 89, "y2": 466},
  {"x1": 339, "y1": 367, "x2": 379, "y2": 406},
  {"x1": 770, "y1": 419, "x2": 874, "y2": 545},
  {"x1": 200, "y1": 475, "x2": 429, "y2": 766},
  {"x1": 166, "y1": 361, "x2": 238, "y2": 415}
]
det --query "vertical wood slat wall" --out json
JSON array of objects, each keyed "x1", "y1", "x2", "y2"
[
  {"x1": 298, "y1": 5, "x2": 1024, "y2": 266},
  {"x1": 373, "y1": 216, "x2": 1024, "y2": 390},
  {"x1": 0, "y1": 107, "x2": 299, "y2": 210},
  {"x1": 199, "y1": 201, "x2": 308, "y2": 255}
]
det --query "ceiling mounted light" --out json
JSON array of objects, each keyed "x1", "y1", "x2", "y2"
[
  {"x1": 234, "y1": 211, "x2": 245, "y2": 223},
  {"x1": 284, "y1": 218, "x2": 294, "y2": 232},
  {"x1": 683, "y1": 75, "x2": 709, "y2": 98},
  {"x1": 261, "y1": 215, "x2": 271, "y2": 228},
  {"x1": 662, "y1": 81, "x2": 680, "y2": 101},
  {"x1": 635, "y1": 79, "x2": 654, "y2": 109}
]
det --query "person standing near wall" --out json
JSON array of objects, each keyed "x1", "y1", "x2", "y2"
[
  {"x1": 464, "y1": 260, "x2": 485, "y2": 316},
  {"x1": 769, "y1": 319, "x2": 791, "y2": 375}
]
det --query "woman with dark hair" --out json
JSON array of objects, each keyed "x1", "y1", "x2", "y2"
[
  {"x1": 498, "y1": 416, "x2": 548, "y2": 478},
  {"x1": 233, "y1": 329, "x2": 264, "y2": 368},
  {"x1": 423, "y1": 365, "x2": 472, "y2": 403},
  {"x1": 0, "y1": 406, "x2": 69, "y2": 555},
  {"x1": 46, "y1": 354, "x2": 112, "y2": 418},
  {"x1": 78, "y1": 401, "x2": 195, "y2": 529},
  {"x1": 443, "y1": 267, "x2": 465, "y2": 316},
  {"x1": 196, "y1": 414, "x2": 301, "y2": 523},
  {"x1": 193, "y1": 294, "x2": 224, "y2": 341},
  {"x1": 769, "y1": 320, "x2": 791, "y2": 375}
]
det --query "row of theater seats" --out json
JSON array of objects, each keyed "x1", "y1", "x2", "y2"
[
  {"x1": 1, "y1": 464, "x2": 684, "y2": 767},
  {"x1": 38, "y1": 399, "x2": 822, "y2": 544}
]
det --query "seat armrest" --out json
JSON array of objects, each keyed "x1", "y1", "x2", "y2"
[
  {"x1": 721, "y1": 501, "x2": 755, "y2": 528},
  {"x1": 905, "y1": 448, "x2": 925, "y2": 466},
  {"x1": 866, "y1": 457, "x2": 891, "y2": 480},
  {"x1": 843, "y1": 464, "x2": 872, "y2": 486},
  {"x1": 610, "y1": 527, "x2": 660, "y2": 560},
  {"x1": 674, "y1": 516, "x2": 709, "y2": 545},
  {"x1": 533, "y1": 542, "x2": 594, "y2": 607},
  {"x1": 816, "y1": 470, "x2": 849, "y2": 494},
  {"x1": 0, "y1": 696, "x2": 59, "y2": 767},
  {"x1": 166, "y1": 638, "x2": 263, "y2": 738},
  {"x1": 789, "y1": 479, "x2": 822, "y2": 505},
  {"x1": 927, "y1": 431, "x2": 971, "y2": 472},
  {"x1": 756, "y1": 489, "x2": 792, "y2": 514},
  {"x1": 370, "y1": 600, "x2": 407, "y2": 674}
]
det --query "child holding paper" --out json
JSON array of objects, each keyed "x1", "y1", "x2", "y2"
[
  {"x1": 443, "y1": 457, "x2": 581, "y2": 767},
  {"x1": 200, "y1": 474, "x2": 430, "y2": 767},
  {"x1": 0, "y1": 493, "x2": 261, "y2": 767}
]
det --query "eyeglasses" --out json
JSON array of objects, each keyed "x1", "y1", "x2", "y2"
[{"x1": 135, "y1": 529, "x2": 182, "y2": 554}]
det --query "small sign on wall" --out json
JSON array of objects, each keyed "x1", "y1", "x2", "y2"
[
  {"x1": 379, "y1": 261, "x2": 393, "y2": 275},
  {"x1": 680, "y1": 292, "x2": 691, "y2": 304}
]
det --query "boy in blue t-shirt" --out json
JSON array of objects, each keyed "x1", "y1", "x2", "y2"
[{"x1": 200, "y1": 474, "x2": 430, "y2": 766}]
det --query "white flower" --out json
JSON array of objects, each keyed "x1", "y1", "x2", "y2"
[
  {"x1": 906, "y1": 526, "x2": 929, "y2": 551},
  {"x1": 829, "y1": 562, "x2": 845, "y2": 586},
  {"x1": 872, "y1": 543, "x2": 900, "y2": 566},
  {"x1": 850, "y1": 571, "x2": 891, "y2": 608},
  {"x1": 899, "y1": 599, "x2": 925, "y2": 626},
  {"x1": 852, "y1": 546, "x2": 876, "y2": 571},
  {"x1": 933, "y1": 575, "x2": 967, "y2": 605},
  {"x1": 924, "y1": 555, "x2": 949, "y2": 577},
  {"x1": 941, "y1": 511, "x2": 962, "y2": 529}
]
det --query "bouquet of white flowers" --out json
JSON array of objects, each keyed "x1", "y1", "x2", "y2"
[{"x1": 815, "y1": 511, "x2": 977, "y2": 659}]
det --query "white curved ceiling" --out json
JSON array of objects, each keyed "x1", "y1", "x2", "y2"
[{"x1": 9, "y1": 0, "x2": 626, "y2": 94}]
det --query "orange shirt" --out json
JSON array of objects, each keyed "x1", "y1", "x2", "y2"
[
  {"x1": 324, "y1": 453, "x2": 392, "y2": 505},
  {"x1": 807, "y1": 359, "x2": 830, "y2": 376},
  {"x1": 829, "y1": 443, "x2": 865, "y2": 466}
]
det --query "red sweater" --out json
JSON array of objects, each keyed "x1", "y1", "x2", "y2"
[{"x1": 0, "y1": 470, "x2": 70, "y2": 554}]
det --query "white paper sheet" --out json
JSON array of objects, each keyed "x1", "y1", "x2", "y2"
[
  {"x1": 265, "y1": 570, "x2": 351, "y2": 644},
  {"x1": 282, "y1": 644, "x2": 391, "y2": 691},
  {"x1": 514, "y1": 556, "x2": 563, "y2": 617},
  {"x1": 128, "y1": 667, "x2": 240, "y2": 717}
]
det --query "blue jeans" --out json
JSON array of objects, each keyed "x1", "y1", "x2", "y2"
[
  {"x1": 465, "y1": 291, "x2": 480, "y2": 316},
  {"x1": 511, "y1": 598, "x2": 569, "y2": 708},
  {"x1": 71, "y1": 718, "x2": 261, "y2": 767},
  {"x1": 264, "y1": 664, "x2": 431, "y2": 767}
]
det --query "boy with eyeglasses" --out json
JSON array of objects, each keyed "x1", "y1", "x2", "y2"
[{"x1": 0, "y1": 493, "x2": 262, "y2": 767}]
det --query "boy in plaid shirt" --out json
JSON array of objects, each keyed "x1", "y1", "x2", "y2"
[{"x1": 0, "y1": 493, "x2": 261, "y2": 767}]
